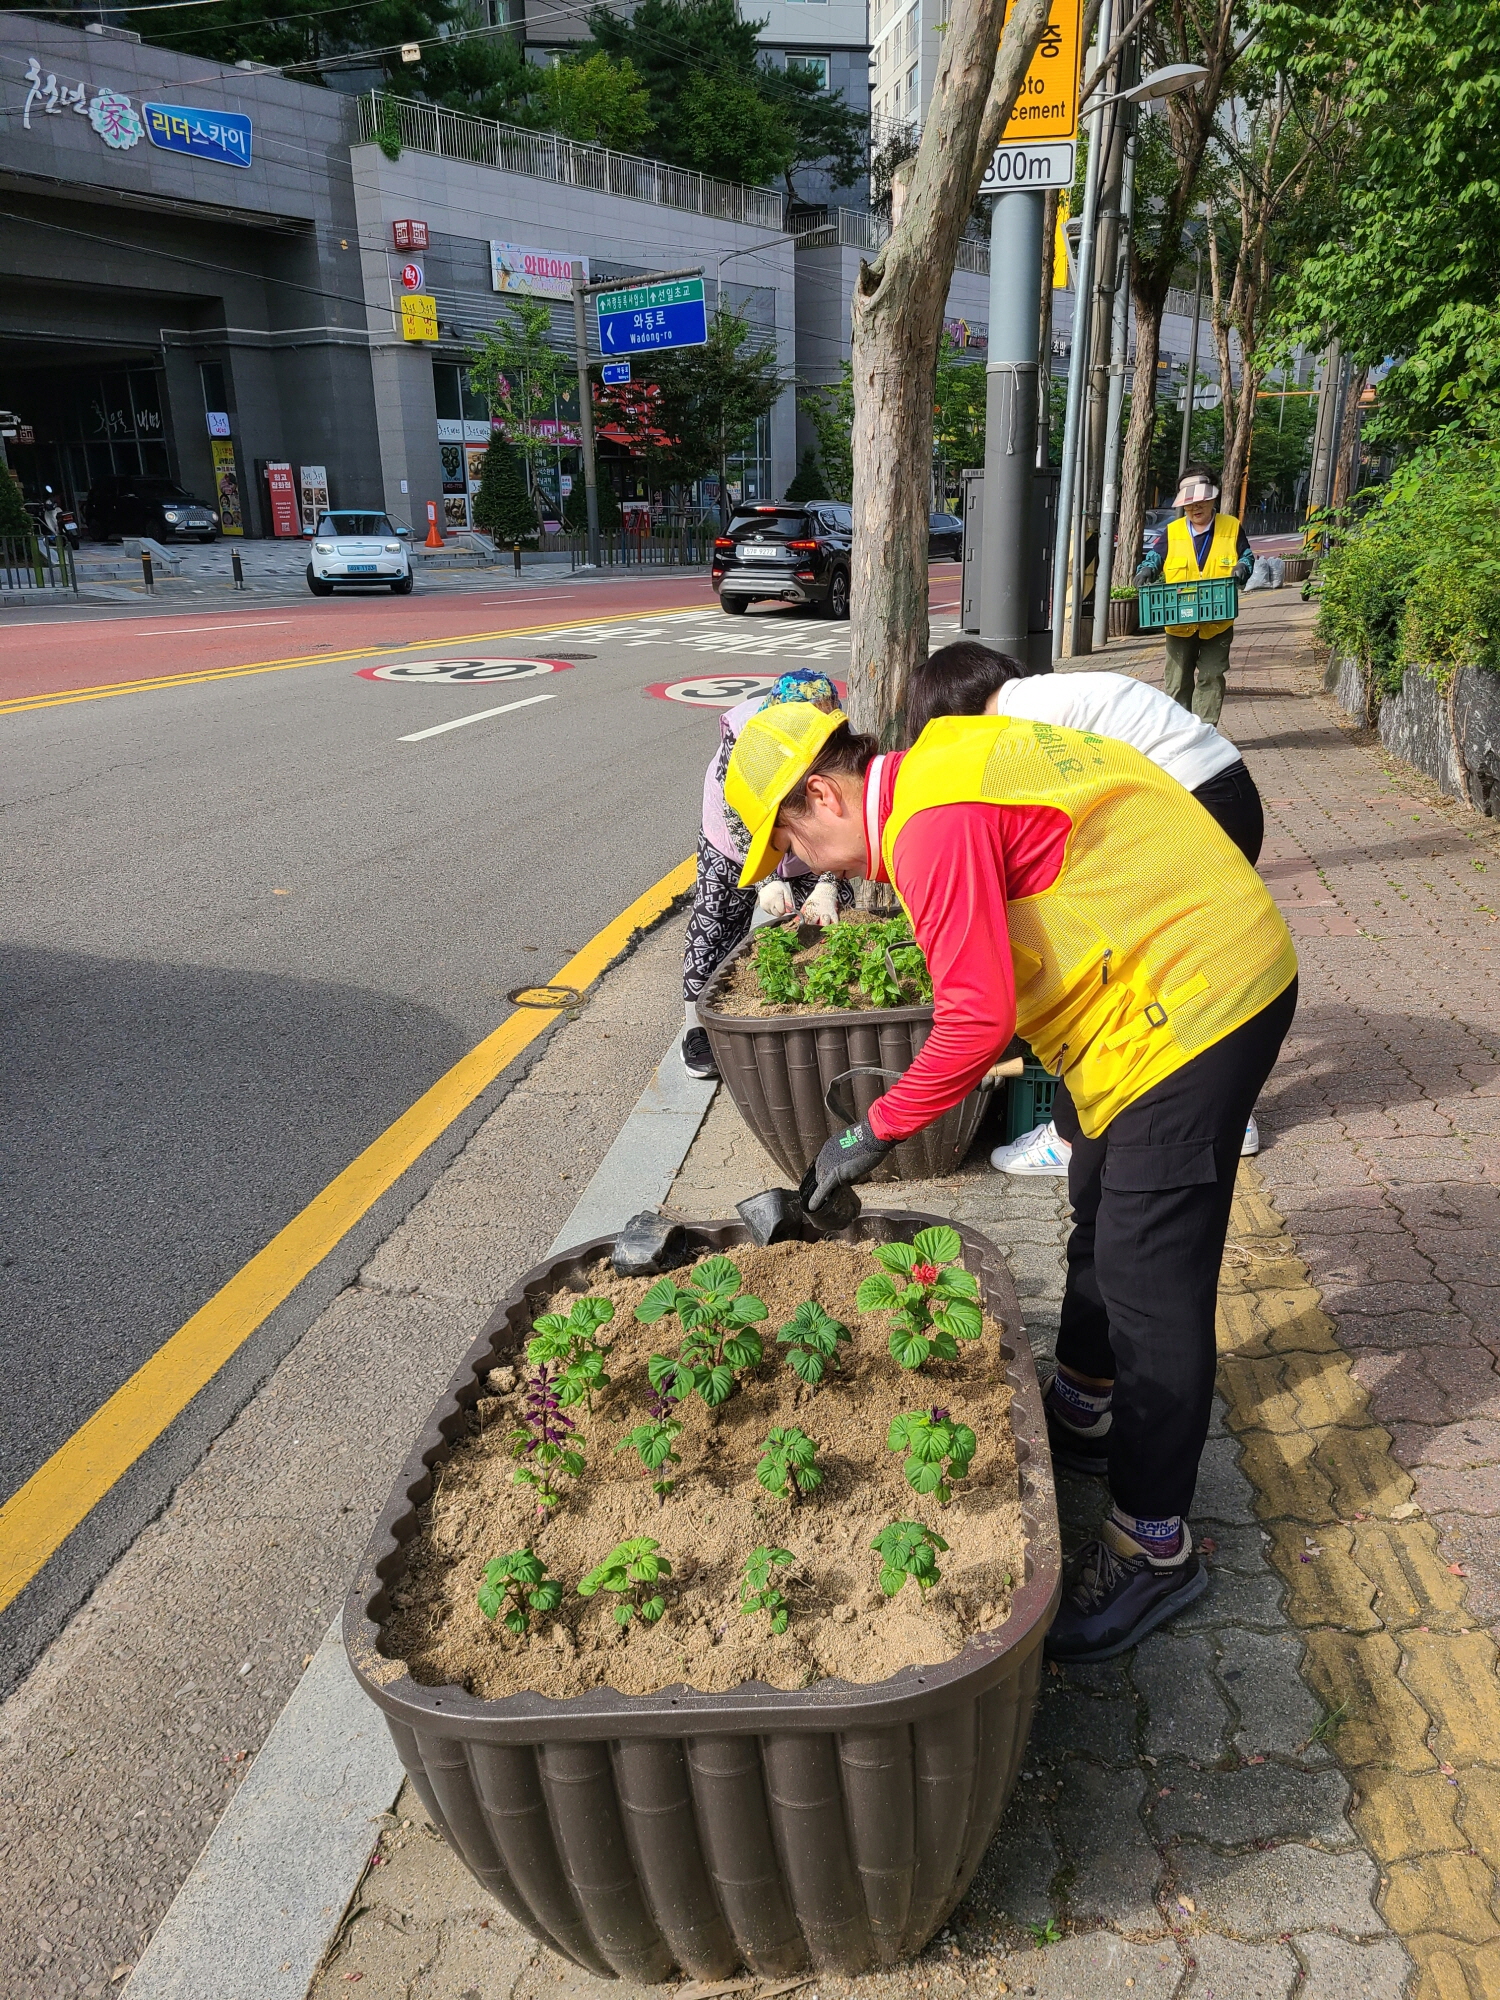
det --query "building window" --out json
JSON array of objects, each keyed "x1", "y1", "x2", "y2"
[
  {"x1": 906, "y1": 63, "x2": 918, "y2": 111},
  {"x1": 794, "y1": 54, "x2": 831, "y2": 88},
  {"x1": 905, "y1": 8, "x2": 917, "y2": 55}
]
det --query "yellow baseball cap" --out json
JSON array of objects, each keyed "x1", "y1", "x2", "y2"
[{"x1": 726, "y1": 704, "x2": 849, "y2": 887}]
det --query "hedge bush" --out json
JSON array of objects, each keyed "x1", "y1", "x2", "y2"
[{"x1": 1318, "y1": 432, "x2": 1500, "y2": 692}]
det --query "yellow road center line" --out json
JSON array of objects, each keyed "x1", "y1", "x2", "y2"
[
  {"x1": 0, "y1": 603, "x2": 708, "y2": 717},
  {"x1": 0, "y1": 855, "x2": 696, "y2": 1614}
]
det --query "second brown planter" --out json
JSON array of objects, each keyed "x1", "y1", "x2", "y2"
[{"x1": 697, "y1": 929, "x2": 991, "y2": 1181}]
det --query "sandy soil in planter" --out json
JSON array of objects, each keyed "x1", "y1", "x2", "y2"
[{"x1": 381, "y1": 1240, "x2": 1024, "y2": 1700}]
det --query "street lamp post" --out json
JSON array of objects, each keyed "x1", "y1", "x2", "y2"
[{"x1": 1052, "y1": 57, "x2": 1210, "y2": 658}]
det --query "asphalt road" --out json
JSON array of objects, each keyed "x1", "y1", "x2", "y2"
[{"x1": 0, "y1": 567, "x2": 959, "y2": 1687}]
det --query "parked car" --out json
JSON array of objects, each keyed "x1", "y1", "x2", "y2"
[
  {"x1": 307, "y1": 511, "x2": 412, "y2": 595},
  {"x1": 712, "y1": 501, "x2": 851, "y2": 618},
  {"x1": 84, "y1": 475, "x2": 218, "y2": 543},
  {"x1": 929, "y1": 510, "x2": 964, "y2": 559}
]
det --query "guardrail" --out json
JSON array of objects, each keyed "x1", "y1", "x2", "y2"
[
  {"x1": 793, "y1": 206, "x2": 990, "y2": 275},
  {"x1": 360, "y1": 94, "x2": 785, "y2": 231},
  {"x1": 2, "y1": 534, "x2": 76, "y2": 593}
]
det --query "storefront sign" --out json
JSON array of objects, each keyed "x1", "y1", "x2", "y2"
[
  {"x1": 299, "y1": 464, "x2": 329, "y2": 533},
  {"x1": 265, "y1": 463, "x2": 299, "y2": 537},
  {"x1": 393, "y1": 219, "x2": 428, "y2": 250},
  {"x1": 144, "y1": 102, "x2": 252, "y2": 169},
  {"x1": 206, "y1": 411, "x2": 231, "y2": 437},
  {"x1": 210, "y1": 439, "x2": 243, "y2": 536},
  {"x1": 399, "y1": 262, "x2": 424, "y2": 290},
  {"x1": 490, "y1": 241, "x2": 585, "y2": 299},
  {"x1": 401, "y1": 294, "x2": 438, "y2": 341},
  {"x1": 22, "y1": 57, "x2": 143, "y2": 149}
]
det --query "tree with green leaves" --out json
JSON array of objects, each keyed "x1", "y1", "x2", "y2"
[
  {"x1": 0, "y1": 466, "x2": 31, "y2": 540},
  {"x1": 933, "y1": 335, "x2": 986, "y2": 506},
  {"x1": 471, "y1": 436, "x2": 536, "y2": 544},
  {"x1": 595, "y1": 306, "x2": 782, "y2": 522},
  {"x1": 465, "y1": 300, "x2": 571, "y2": 535},
  {"x1": 582, "y1": 0, "x2": 864, "y2": 197},
  {"x1": 783, "y1": 447, "x2": 828, "y2": 503},
  {"x1": 1261, "y1": 0, "x2": 1500, "y2": 448},
  {"x1": 799, "y1": 374, "x2": 855, "y2": 505},
  {"x1": 534, "y1": 50, "x2": 654, "y2": 150}
]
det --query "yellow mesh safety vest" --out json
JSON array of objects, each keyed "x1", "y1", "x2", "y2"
[
  {"x1": 882, "y1": 717, "x2": 1297, "y2": 1137},
  {"x1": 1163, "y1": 512, "x2": 1240, "y2": 638}
]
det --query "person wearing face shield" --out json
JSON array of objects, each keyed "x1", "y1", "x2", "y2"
[
  {"x1": 723, "y1": 702, "x2": 1297, "y2": 1662},
  {"x1": 680, "y1": 669, "x2": 850, "y2": 1082}
]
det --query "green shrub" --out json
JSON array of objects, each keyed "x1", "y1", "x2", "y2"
[{"x1": 1318, "y1": 432, "x2": 1500, "y2": 692}]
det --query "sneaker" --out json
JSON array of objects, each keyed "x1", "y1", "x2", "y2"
[
  {"x1": 1241, "y1": 1114, "x2": 1260, "y2": 1157},
  {"x1": 1044, "y1": 1520, "x2": 1209, "y2": 1662},
  {"x1": 1044, "y1": 1385, "x2": 1110, "y2": 1479},
  {"x1": 990, "y1": 1120, "x2": 1072, "y2": 1176},
  {"x1": 681, "y1": 1027, "x2": 719, "y2": 1081}
]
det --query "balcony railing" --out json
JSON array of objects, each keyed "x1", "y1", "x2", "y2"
[
  {"x1": 359, "y1": 93, "x2": 786, "y2": 230},
  {"x1": 794, "y1": 205, "x2": 990, "y2": 275}
]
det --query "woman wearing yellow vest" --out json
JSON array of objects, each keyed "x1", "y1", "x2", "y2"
[
  {"x1": 1136, "y1": 466, "x2": 1255, "y2": 726},
  {"x1": 725, "y1": 703, "x2": 1297, "y2": 1662}
]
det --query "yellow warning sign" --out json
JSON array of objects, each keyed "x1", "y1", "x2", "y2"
[
  {"x1": 1002, "y1": 0, "x2": 1084, "y2": 144},
  {"x1": 401, "y1": 293, "x2": 439, "y2": 341}
]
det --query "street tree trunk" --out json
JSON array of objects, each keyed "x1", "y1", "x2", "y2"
[
  {"x1": 1112, "y1": 284, "x2": 1160, "y2": 591},
  {"x1": 848, "y1": 0, "x2": 1053, "y2": 744}
]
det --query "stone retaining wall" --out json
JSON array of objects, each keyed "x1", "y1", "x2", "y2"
[{"x1": 1325, "y1": 654, "x2": 1500, "y2": 815}]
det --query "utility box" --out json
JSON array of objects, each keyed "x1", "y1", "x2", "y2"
[{"x1": 959, "y1": 467, "x2": 1059, "y2": 673}]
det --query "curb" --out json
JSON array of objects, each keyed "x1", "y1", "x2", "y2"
[{"x1": 124, "y1": 1029, "x2": 714, "y2": 2000}]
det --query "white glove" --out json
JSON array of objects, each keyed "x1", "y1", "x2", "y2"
[
  {"x1": 756, "y1": 878, "x2": 796, "y2": 918},
  {"x1": 800, "y1": 876, "x2": 841, "y2": 927}
]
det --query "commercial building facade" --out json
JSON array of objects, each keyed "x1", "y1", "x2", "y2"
[{"x1": 1, "y1": 15, "x2": 986, "y2": 538}]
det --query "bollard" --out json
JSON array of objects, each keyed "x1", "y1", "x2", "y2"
[
  {"x1": 231, "y1": 549, "x2": 245, "y2": 590},
  {"x1": 141, "y1": 549, "x2": 154, "y2": 594},
  {"x1": 513, "y1": 540, "x2": 521, "y2": 576}
]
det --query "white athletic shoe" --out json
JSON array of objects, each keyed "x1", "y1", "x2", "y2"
[
  {"x1": 991, "y1": 1120, "x2": 1073, "y2": 1176},
  {"x1": 1241, "y1": 1114, "x2": 1261, "y2": 1157}
]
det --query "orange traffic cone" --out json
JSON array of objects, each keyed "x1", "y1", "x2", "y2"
[{"x1": 424, "y1": 501, "x2": 444, "y2": 549}]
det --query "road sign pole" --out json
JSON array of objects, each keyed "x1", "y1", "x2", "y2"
[
  {"x1": 571, "y1": 263, "x2": 601, "y2": 570},
  {"x1": 979, "y1": 188, "x2": 1045, "y2": 663}
]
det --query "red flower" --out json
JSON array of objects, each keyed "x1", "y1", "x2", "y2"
[{"x1": 911, "y1": 1262, "x2": 940, "y2": 1285}]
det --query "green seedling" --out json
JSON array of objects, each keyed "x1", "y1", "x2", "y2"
[
  {"x1": 526, "y1": 1296, "x2": 615, "y2": 1412},
  {"x1": 616, "y1": 1383, "x2": 683, "y2": 1498},
  {"x1": 1307, "y1": 1696, "x2": 1351, "y2": 1746},
  {"x1": 801, "y1": 920, "x2": 866, "y2": 1008},
  {"x1": 476, "y1": 1549, "x2": 563, "y2": 1638},
  {"x1": 856, "y1": 1225, "x2": 982, "y2": 1369},
  {"x1": 740, "y1": 1545, "x2": 795, "y2": 1633},
  {"x1": 777, "y1": 1300, "x2": 851, "y2": 1385},
  {"x1": 857, "y1": 918, "x2": 931, "y2": 1007},
  {"x1": 638, "y1": 1255, "x2": 767, "y2": 1407},
  {"x1": 753, "y1": 924, "x2": 803, "y2": 1003},
  {"x1": 871, "y1": 1519, "x2": 949, "y2": 1598},
  {"x1": 578, "y1": 1536, "x2": 671, "y2": 1627},
  {"x1": 756, "y1": 1425, "x2": 823, "y2": 1503},
  {"x1": 1029, "y1": 1917, "x2": 1062, "y2": 1948},
  {"x1": 887, "y1": 1406, "x2": 976, "y2": 1506}
]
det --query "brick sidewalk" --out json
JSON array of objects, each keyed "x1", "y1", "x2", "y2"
[{"x1": 309, "y1": 589, "x2": 1500, "y2": 1999}]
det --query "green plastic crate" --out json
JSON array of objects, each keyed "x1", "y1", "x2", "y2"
[
  {"x1": 1137, "y1": 578, "x2": 1239, "y2": 630},
  {"x1": 1003, "y1": 1052, "x2": 1059, "y2": 1141}
]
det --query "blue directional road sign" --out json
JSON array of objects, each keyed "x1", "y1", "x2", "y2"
[
  {"x1": 600, "y1": 360, "x2": 632, "y2": 385},
  {"x1": 596, "y1": 278, "x2": 708, "y2": 355}
]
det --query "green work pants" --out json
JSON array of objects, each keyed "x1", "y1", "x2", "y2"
[{"x1": 1164, "y1": 627, "x2": 1235, "y2": 726}]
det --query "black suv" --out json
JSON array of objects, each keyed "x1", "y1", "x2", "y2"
[
  {"x1": 713, "y1": 502, "x2": 852, "y2": 618},
  {"x1": 84, "y1": 475, "x2": 219, "y2": 543}
]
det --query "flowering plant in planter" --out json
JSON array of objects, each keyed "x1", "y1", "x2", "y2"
[
  {"x1": 739, "y1": 1545, "x2": 795, "y2": 1633},
  {"x1": 776, "y1": 1300, "x2": 851, "y2": 1385},
  {"x1": 526, "y1": 1296, "x2": 614, "y2": 1412},
  {"x1": 578, "y1": 1536, "x2": 671, "y2": 1626},
  {"x1": 856, "y1": 1226, "x2": 983, "y2": 1369},
  {"x1": 872, "y1": 1519, "x2": 949, "y2": 1597},
  {"x1": 615, "y1": 1381, "x2": 684, "y2": 1499},
  {"x1": 508, "y1": 1363, "x2": 585, "y2": 1509},
  {"x1": 638, "y1": 1255, "x2": 767, "y2": 1407},
  {"x1": 476, "y1": 1549, "x2": 563, "y2": 1637},
  {"x1": 755, "y1": 1425, "x2": 823, "y2": 1502},
  {"x1": 887, "y1": 1407, "x2": 976, "y2": 1505}
]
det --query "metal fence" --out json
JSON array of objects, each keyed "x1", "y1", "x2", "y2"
[
  {"x1": 793, "y1": 206, "x2": 990, "y2": 276},
  {"x1": 554, "y1": 519, "x2": 717, "y2": 570},
  {"x1": 360, "y1": 94, "x2": 785, "y2": 231},
  {"x1": 1, "y1": 535, "x2": 76, "y2": 593}
]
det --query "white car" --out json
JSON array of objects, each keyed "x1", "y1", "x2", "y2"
[{"x1": 306, "y1": 511, "x2": 413, "y2": 595}]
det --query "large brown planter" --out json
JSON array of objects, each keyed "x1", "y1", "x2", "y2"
[
  {"x1": 1107, "y1": 594, "x2": 1140, "y2": 636},
  {"x1": 697, "y1": 932, "x2": 990, "y2": 1180},
  {"x1": 344, "y1": 1212, "x2": 1061, "y2": 1982},
  {"x1": 1281, "y1": 555, "x2": 1314, "y2": 584}
]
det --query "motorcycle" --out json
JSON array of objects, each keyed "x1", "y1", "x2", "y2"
[{"x1": 43, "y1": 487, "x2": 79, "y2": 551}]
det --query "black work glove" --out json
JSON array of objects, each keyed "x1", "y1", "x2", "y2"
[
  {"x1": 1232, "y1": 557, "x2": 1254, "y2": 587},
  {"x1": 800, "y1": 1120, "x2": 893, "y2": 1213}
]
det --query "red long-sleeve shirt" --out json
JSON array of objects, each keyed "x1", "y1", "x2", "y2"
[{"x1": 863, "y1": 752, "x2": 1071, "y2": 1143}]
